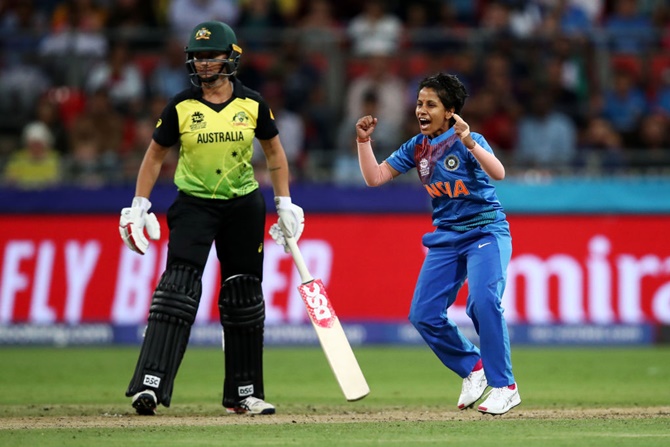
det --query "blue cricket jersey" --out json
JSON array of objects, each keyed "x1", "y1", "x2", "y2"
[{"x1": 386, "y1": 128, "x2": 505, "y2": 230}]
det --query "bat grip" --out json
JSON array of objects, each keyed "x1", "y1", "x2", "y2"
[{"x1": 280, "y1": 223, "x2": 314, "y2": 284}]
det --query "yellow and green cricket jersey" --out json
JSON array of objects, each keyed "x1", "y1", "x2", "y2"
[{"x1": 153, "y1": 77, "x2": 278, "y2": 199}]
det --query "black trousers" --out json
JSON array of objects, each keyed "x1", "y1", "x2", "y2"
[{"x1": 165, "y1": 188, "x2": 266, "y2": 281}]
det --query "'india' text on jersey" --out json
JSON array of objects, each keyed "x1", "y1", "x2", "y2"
[{"x1": 386, "y1": 128, "x2": 505, "y2": 231}]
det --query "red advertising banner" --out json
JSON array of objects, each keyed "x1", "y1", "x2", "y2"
[{"x1": 1, "y1": 214, "x2": 669, "y2": 325}]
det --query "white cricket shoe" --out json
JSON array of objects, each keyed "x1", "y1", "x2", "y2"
[
  {"x1": 131, "y1": 389, "x2": 157, "y2": 416},
  {"x1": 457, "y1": 368, "x2": 488, "y2": 409},
  {"x1": 478, "y1": 384, "x2": 521, "y2": 415},
  {"x1": 226, "y1": 396, "x2": 276, "y2": 415}
]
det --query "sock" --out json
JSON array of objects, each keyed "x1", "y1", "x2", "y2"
[{"x1": 472, "y1": 359, "x2": 483, "y2": 372}]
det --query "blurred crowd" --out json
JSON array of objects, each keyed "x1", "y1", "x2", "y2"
[{"x1": 2, "y1": 0, "x2": 670, "y2": 190}]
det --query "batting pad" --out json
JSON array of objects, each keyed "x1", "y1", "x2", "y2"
[
  {"x1": 219, "y1": 274, "x2": 265, "y2": 407},
  {"x1": 126, "y1": 263, "x2": 202, "y2": 407}
]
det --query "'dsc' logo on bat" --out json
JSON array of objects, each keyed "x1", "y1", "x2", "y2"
[{"x1": 299, "y1": 279, "x2": 336, "y2": 328}]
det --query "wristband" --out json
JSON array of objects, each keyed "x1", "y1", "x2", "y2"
[{"x1": 356, "y1": 136, "x2": 371, "y2": 143}]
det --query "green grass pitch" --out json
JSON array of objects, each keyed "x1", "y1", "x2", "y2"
[{"x1": 0, "y1": 345, "x2": 669, "y2": 446}]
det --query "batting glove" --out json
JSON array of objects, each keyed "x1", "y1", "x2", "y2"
[
  {"x1": 269, "y1": 223, "x2": 287, "y2": 251},
  {"x1": 271, "y1": 196, "x2": 304, "y2": 251},
  {"x1": 119, "y1": 196, "x2": 161, "y2": 255}
]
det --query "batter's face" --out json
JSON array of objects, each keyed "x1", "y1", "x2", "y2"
[
  {"x1": 193, "y1": 51, "x2": 227, "y2": 78},
  {"x1": 416, "y1": 87, "x2": 453, "y2": 138}
]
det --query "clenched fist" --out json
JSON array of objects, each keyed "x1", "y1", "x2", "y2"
[{"x1": 355, "y1": 115, "x2": 377, "y2": 141}]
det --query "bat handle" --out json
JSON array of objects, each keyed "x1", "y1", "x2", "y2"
[{"x1": 280, "y1": 223, "x2": 314, "y2": 284}]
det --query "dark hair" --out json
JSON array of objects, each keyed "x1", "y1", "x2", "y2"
[{"x1": 418, "y1": 73, "x2": 468, "y2": 115}]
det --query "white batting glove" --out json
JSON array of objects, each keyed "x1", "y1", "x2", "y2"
[
  {"x1": 119, "y1": 196, "x2": 161, "y2": 255},
  {"x1": 271, "y1": 196, "x2": 304, "y2": 251},
  {"x1": 269, "y1": 223, "x2": 288, "y2": 251}
]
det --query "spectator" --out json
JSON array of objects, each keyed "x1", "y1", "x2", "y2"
[
  {"x1": 481, "y1": 51, "x2": 526, "y2": 108},
  {"x1": 50, "y1": 0, "x2": 106, "y2": 32},
  {"x1": 636, "y1": 113, "x2": 670, "y2": 164},
  {"x1": 552, "y1": 0, "x2": 593, "y2": 38},
  {"x1": 2, "y1": 121, "x2": 62, "y2": 189},
  {"x1": 105, "y1": 0, "x2": 158, "y2": 42},
  {"x1": 577, "y1": 116, "x2": 625, "y2": 173},
  {"x1": 404, "y1": 51, "x2": 451, "y2": 112},
  {"x1": 69, "y1": 88, "x2": 125, "y2": 157},
  {"x1": 514, "y1": 92, "x2": 577, "y2": 169},
  {"x1": 334, "y1": 88, "x2": 396, "y2": 184},
  {"x1": 403, "y1": 2, "x2": 431, "y2": 50},
  {"x1": 463, "y1": 88, "x2": 517, "y2": 154},
  {"x1": 439, "y1": 0, "x2": 478, "y2": 26},
  {"x1": 39, "y1": 0, "x2": 107, "y2": 86},
  {"x1": 603, "y1": 0, "x2": 654, "y2": 54},
  {"x1": 347, "y1": 0, "x2": 403, "y2": 57},
  {"x1": 252, "y1": 81, "x2": 305, "y2": 182},
  {"x1": 480, "y1": 1, "x2": 514, "y2": 37},
  {"x1": 0, "y1": 53, "x2": 52, "y2": 124},
  {"x1": 544, "y1": 36, "x2": 591, "y2": 104},
  {"x1": 267, "y1": 38, "x2": 321, "y2": 114},
  {"x1": 51, "y1": 0, "x2": 107, "y2": 31},
  {"x1": 599, "y1": 68, "x2": 649, "y2": 147},
  {"x1": 507, "y1": 0, "x2": 544, "y2": 38},
  {"x1": 150, "y1": 37, "x2": 192, "y2": 100},
  {"x1": 449, "y1": 50, "x2": 479, "y2": 93},
  {"x1": 541, "y1": 56, "x2": 584, "y2": 125},
  {"x1": 302, "y1": 83, "x2": 337, "y2": 157},
  {"x1": 236, "y1": 0, "x2": 286, "y2": 50},
  {"x1": 650, "y1": 68, "x2": 670, "y2": 116},
  {"x1": 296, "y1": 0, "x2": 343, "y2": 55},
  {"x1": 344, "y1": 53, "x2": 406, "y2": 151},
  {"x1": 429, "y1": 2, "x2": 470, "y2": 52},
  {"x1": 466, "y1": 52, "x2": 522, "y2": 152},
  {"x1": 168, "y1": 0, "x2": 240, "y2": 41},
  {"x1": 120, "y1": 96, "x2": 176, "y2": 184},
  {"x1": 32, "y1": 95, "x2": 69, "y2": 154},
  {"x1": 64, "y1": 138, "x2": 121, "y2": 187},
  {"x1": 274, "y1": 0, "x2": 301, "y2": 26},
  {"x1": 85, "y1": 40, "x2": 144, "y2": 113},
  {"x1": 0, "y1": 0, "x2": 48, "y2": 66}
]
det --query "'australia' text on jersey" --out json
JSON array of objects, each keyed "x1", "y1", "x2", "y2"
[{"x1": 197, "y1": 131, "x2": 244, "y2": 144}]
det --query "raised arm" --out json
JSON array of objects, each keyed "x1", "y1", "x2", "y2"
[
  {"x1": 355, "y1": 115, "x2": 399, "y2": 187},
  {"x1": 453, "y1": 114, "x2": 505, "y2": 181}
]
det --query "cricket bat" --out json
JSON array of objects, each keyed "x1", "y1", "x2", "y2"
[{"x1": 280, "y1": 226, "x2": 370, "y2": 402}]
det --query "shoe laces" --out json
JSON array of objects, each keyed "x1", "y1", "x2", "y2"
[
  {"x1": 240, "y1": 396, "x2": 268, "y2": 408},
  {"x1": 241, "y1": 396, "x2": 259, "y2": 405},
  {"x1": 486, "y1": 386, "x2": 513, "y2": 402},
  {"x1": 462, "y1": 370, "x2": 480, "y2": 392}
]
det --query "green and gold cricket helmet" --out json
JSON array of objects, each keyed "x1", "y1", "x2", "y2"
[{"x1": 185, "y1": 21, "x2": 243, "y2": 84}]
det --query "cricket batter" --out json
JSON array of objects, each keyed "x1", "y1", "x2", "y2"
[
  {"x1": 355, "y1": 73, "x2": 521, "y2": 415},
  {"x1": 118, "y1": 21, "x2": 304, "y2": 415}
]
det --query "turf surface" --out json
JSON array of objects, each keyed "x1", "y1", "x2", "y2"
[{"x1": 0, "y1": 346, "x2": 668, "y2": 446}]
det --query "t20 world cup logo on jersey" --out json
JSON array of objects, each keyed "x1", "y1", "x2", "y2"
[
  {"x1": 298, "y1": 279, "x2": 336, "y2": 328},
  {"x1": 190, "y1": 111, "x2": 206, "y2": 130},
  {"x1": 414, "y1": 135, "x2": 458, "y2": 184}
]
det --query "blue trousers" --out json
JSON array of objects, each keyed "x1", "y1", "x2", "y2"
[{"x1": 408, "y1": 220, "x2": 515, "y2": 387}]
